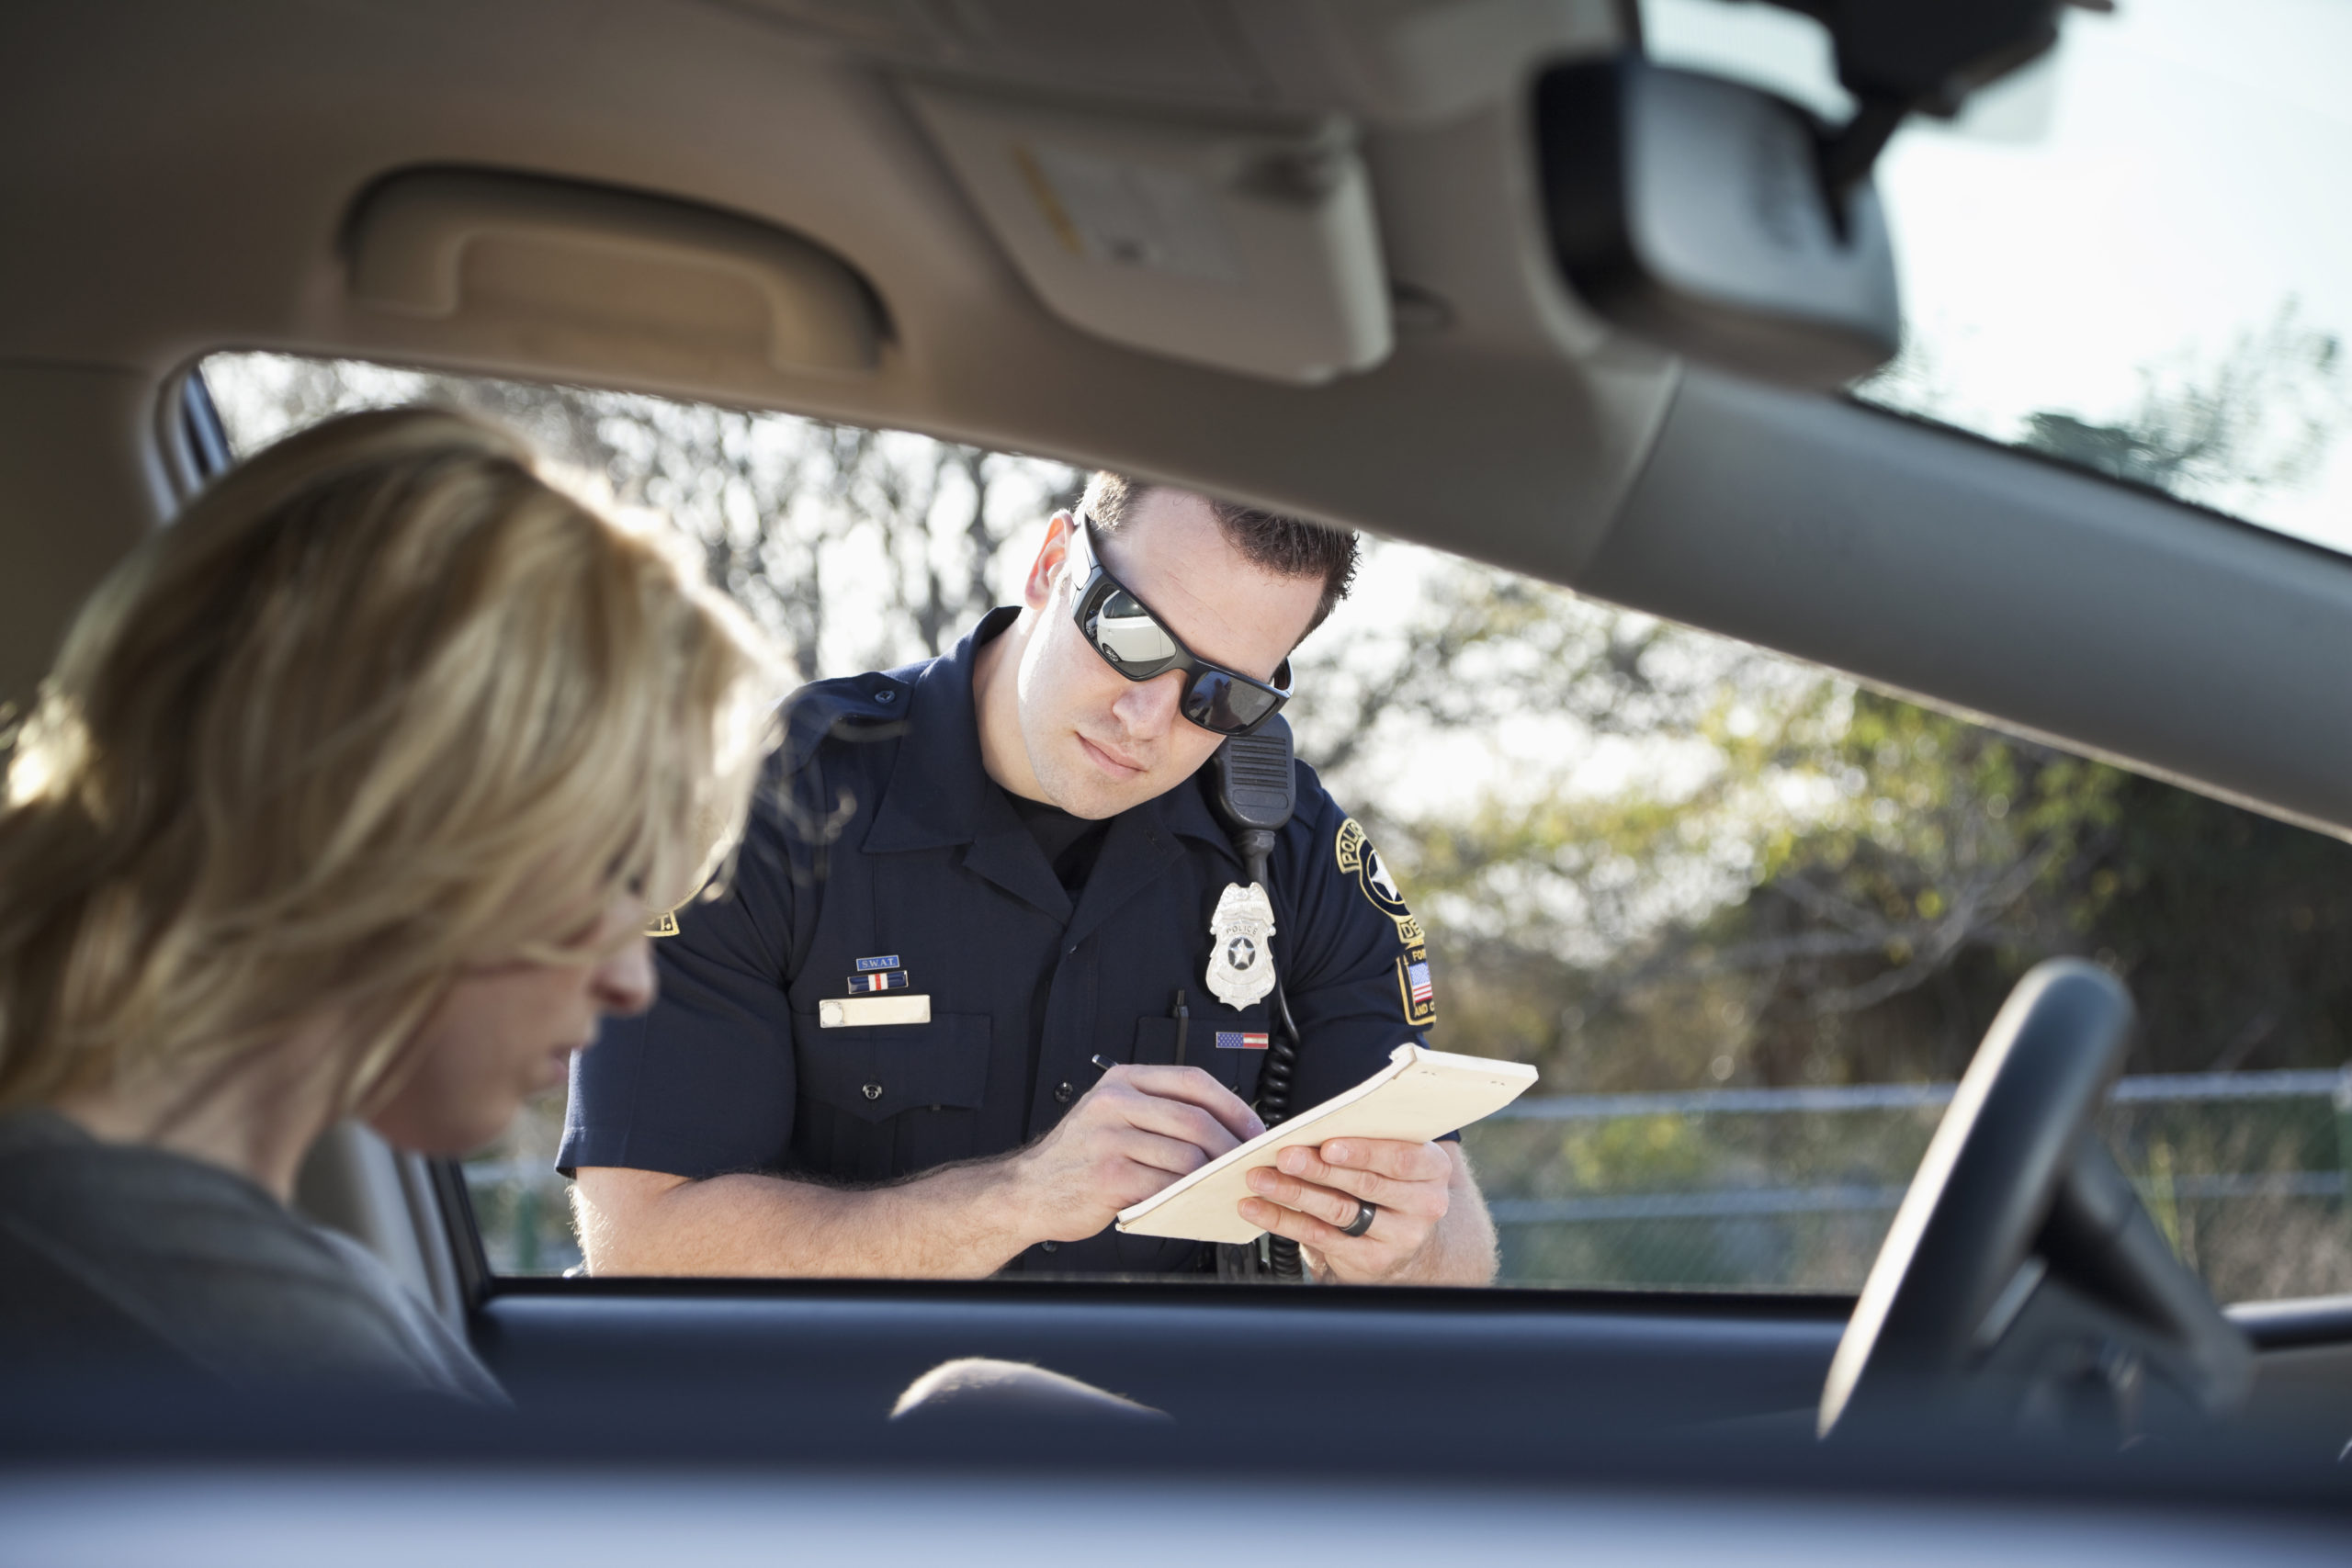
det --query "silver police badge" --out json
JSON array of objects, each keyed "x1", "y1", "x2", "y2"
[{"x1": 1205, "y1": 881, "x2": 1277, "y2": 1010}]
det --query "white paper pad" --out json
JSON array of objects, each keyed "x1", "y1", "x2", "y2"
[{"x1": 1114, "y1": 1043, "x2": 1537, "y2": 1243}]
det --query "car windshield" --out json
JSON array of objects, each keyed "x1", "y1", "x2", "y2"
[
  {"x1": 206, "y1": 354, "x2": 2352, "y2": 1305},
  {"x1": 1646, "y1": 0, "x2": 2352, "y2": 554}
]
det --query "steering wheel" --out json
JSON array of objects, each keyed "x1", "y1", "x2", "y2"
[{"x1": 1818, "y1": 959, "x2": 2251, "y2": 1438}]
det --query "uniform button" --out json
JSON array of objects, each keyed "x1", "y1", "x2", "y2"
[
  {"x1": 1053, "y1": 1081, "x2": 1075, "y2": 1104},
  {"x1": 875, "y1": 688, "x2": 897, "y2": 704},
  {"x1": 862, "y1": 1082, "x2": 883, "y2": 1100},
  {"x1": 1042, "y1": 1241, "x2": 1059, "y2": 1253}
]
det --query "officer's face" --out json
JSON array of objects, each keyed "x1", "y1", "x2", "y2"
[{"x1": 1015, "y1": 490, "x2": 1321, "y2": 820}]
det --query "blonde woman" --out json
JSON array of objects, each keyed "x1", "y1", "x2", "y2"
[{"x1": 0, "y1": 407, "x2": 775, "y2": 1398}]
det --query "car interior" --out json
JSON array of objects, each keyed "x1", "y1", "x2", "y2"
[{"x1": 8, "y1": 0, "x2": 2352, "y2": 1547}]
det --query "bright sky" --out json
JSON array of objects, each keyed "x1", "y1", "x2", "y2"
[{"x1": 1648, "y1": 0, "x2": 2352, "y2": 548}]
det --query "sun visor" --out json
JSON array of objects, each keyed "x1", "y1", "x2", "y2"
[
  {"x1": 901, "y1": 83, "x2": 1392, "y2": 385},
  {"x1": 344, "y1": 170, "x2": 880, "y2": 391}
]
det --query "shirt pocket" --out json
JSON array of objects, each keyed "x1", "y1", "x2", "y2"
[{"x1": 793, "y1": 1010, "x2": 991, "y2": 1181}]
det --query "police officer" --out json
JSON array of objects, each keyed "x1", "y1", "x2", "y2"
[{"x1": 561, "y1": 474, "x2": 1498, "y2": 1283}]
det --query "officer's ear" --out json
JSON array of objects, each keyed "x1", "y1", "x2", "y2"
[{"x1": 1023, "y1": 513, "x2": 1078, "y2": 612}]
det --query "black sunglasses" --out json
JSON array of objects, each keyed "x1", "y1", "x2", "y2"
[{"x1": 1068, "y1": 517, "x2": 1293, "y2": 736}]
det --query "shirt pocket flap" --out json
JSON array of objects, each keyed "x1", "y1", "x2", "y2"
[{"x1": 797, "y1": 1010, "x2": 990, "y2": 1124}]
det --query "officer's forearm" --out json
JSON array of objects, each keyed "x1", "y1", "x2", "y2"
[
  {"x1": 1370, "y1": 1144, "x2": 1498, "y2": 1287},
  {"x1": 572, "y1": 1159, "x2": 1039, "y2": 1279}
]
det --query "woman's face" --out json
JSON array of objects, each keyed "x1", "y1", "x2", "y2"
[{"x1": 368, "y1": 888, "x2": 656, "y2": 1155}]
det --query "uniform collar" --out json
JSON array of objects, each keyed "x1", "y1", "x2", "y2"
[
  {"x1": 861, "y1": 607, "x2": 1015, "y2": 854},
  {"x1": 862, "y1": 608, "x2": 1243, "y2": 873}
]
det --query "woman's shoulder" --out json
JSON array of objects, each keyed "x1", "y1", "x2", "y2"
[{"x1": 0, "y1": 1111, "x2": 501, "y2": 1403}]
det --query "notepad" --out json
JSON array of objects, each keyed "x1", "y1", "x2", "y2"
[{"x1": 1114, "y1": 1043, "x2": 1538, "y2": 1244}]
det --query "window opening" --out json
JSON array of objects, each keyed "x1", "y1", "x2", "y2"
[{"x1": 206, "y1": 351, "x2": 2352, "y2": 1303}]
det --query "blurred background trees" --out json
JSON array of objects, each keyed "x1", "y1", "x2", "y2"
[
  {"x1": 207, "y1": 354, "x2": 1080, "y2": 683},
  {"x1": 1391, "y1": 299, "x2": 2352, "y2": 1094}
]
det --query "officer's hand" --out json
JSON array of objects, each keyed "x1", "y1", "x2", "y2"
[
  {"x1": 1238, "y1": 1136, "x2": 1454, "y2": 1284},
  {"x1": 1010, "y1": 1066, "x2": 1266, "y2": 1245}
]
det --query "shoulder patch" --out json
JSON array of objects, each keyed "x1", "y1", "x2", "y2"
[
  {"x1": 1334, "y1": 817, "x2": 1423, "y2": 948},
  {"x1": 1339, "y1": 816, "x2": 1436, "y2": 1025},
  {"x1": 1395, "y1": 951, "x2": 1436, "y2": 1028}
]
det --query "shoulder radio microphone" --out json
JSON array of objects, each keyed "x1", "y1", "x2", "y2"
[
  {"x1": 1209, "y1": 715, "x2": 1306, "y2": 1281},
  {"x1": 1212, "y1": 716, "x2": 1296, "y2": 838}
]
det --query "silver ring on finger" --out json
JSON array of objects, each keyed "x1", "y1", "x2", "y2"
[{"x1": 1340, "y1": 1200, "x2": 1377, "y2": 1238}]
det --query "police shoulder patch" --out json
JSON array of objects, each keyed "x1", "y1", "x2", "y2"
[
  {"x1": 1395, "y1": 944, "x2": 1437, "y2": 1027},
  {"x1": 1335, "y1": 817, "x2": 1424, "y2": 947}
]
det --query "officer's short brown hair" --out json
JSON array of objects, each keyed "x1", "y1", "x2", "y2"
[{"x1": 1079, "y1": 471, "x2": 1359, "y2": 636}]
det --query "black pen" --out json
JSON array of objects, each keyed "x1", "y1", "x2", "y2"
[{"x1": 1171, "y1": 987, "x2": 1189, "y2": 1066}]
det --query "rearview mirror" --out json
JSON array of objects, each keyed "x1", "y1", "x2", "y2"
[{"x1": 1535, "y1": 56, "x2": 1901, "y2": 389}]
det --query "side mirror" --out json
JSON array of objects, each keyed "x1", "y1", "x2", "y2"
[{"x1": 1535, "y1": 56, "x2": 1900, "y2": 389}]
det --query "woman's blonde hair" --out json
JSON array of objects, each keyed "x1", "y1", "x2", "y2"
[{"x1": 0, "y1": 405, "x2": 778, "y2": 1117}]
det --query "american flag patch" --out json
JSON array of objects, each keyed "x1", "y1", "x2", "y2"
[
  {"x1": 854, "y1": 954, "x2": 900, "y2": 973},
  {"x1": 1407, "y1": 961, "x2": 1433, "y2": 1007},
  {"x1": 1216, "y1": 1031, "x2": 1270, "y2": 1050},
  {"x1": 847, "y1": 971, "x2": 909, "y2": 993}
]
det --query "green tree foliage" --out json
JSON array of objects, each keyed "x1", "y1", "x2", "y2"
[{"x1": 2021, "y1": 303, "x2": 2346, "y2": 507}]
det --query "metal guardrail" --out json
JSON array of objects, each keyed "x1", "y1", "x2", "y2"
[
  {"x1": 464, "y1": 1067, "x2": 2352, "y2": 1279},
  {"x1": 1488, "y1": 1172, "x2": 2346, "y2": 1225},
  {"x1": 1473, "y1": 1067, "x2": 2352, "y2": 1230},
  {"x1": 1484, "y1": 1067, "x2": 2351, "y2": 1122},
  {"x1": 464, "y1": 1158, "x2": 562, "y2": 1186},
  {"x1": 466, "y1": 1072, "x2": 2352, "y2": 1190}
]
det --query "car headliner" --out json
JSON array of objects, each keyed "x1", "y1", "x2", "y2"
[{"x1": 6, "y1": 0, "x2": 2350, "y2": 843}]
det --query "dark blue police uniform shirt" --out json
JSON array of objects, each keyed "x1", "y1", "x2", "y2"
[{"x1": 560, "y1": 608, "x2": 1440, "y2": 1274}]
